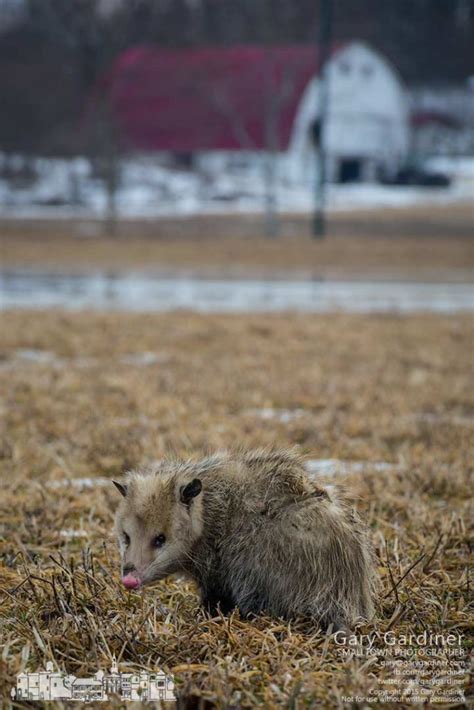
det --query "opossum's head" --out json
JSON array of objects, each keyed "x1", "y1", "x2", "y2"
[{"x1": 112, "y1": 469, "x2": 203, "y2": 590}]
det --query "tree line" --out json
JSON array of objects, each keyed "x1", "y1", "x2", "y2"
[{"x1": 0, "y1": 0, "x2": 473, "y2": 155}]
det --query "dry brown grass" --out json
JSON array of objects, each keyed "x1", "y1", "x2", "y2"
[
  {"x1": 0, "y1": 311, "x2": 472, "y2": 708},
  {"x1": 1, "y1": 204, "x2": 473, "y2": 282}
]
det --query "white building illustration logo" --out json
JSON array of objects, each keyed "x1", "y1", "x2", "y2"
[{"x1": 11, "y1": 657, "x2": 176, "y2": 703}]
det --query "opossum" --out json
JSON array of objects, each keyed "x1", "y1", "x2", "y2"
[{"x1": 113, "y1": 450, "x2": 376, "y2": 629}]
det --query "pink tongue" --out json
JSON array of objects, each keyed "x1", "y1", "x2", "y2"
[{"x1": 122, "y1": 573, "x2": 141, "y2": 589}]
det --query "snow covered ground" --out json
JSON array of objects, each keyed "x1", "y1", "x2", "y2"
[{"x1": 0, "y1": 153, "x2": 472, "y2": 219}]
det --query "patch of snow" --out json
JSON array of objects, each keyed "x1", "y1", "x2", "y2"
[
  {"x1": 73, "y1": 357, "x2": 100, "y2": 368},
  {"x1": 407, "y1": 413, "x2": 473, "y2": 428},
  {"x1": 15, "y1": 348, "x2": 63, "y2": 365},
  {"x1": 120, "y1": 352, "x2": 166, "y2": 366},
  {"x1": 59, "y1": 529, "x2": 88, "y2": 539},
  {"x1": 1, "y1": 153, "x2": 473, "y2": 219},
  {"x1": 425, "y1": 156, "x2": 474, "y2": 180},
  {"x1": 246, "y1": 408, "x2": 308, "y2": 423},
  {"x1": 0, "y1": 348, "x2": 69, "y2": 370},
  {"x1": 47, "y1": 477, "x2": 110, "y2": 490},
  {"x1": 0, "y1": 348, "x2": 170, "y2": 369},
  {"x1": 305, "y1": 459, "x2": 396, "y2": 476}
]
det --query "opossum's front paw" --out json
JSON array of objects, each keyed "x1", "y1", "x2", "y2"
[
  {"x1": 201, "y1": 592, "x2": 236, "y2": 616},
  {"x1": 322, "y1": 617, "x2": 351, "y2": 635}
]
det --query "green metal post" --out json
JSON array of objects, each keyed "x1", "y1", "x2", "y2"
[{"x1": 313, "y1": 0, "x2": 333, "y2": 238}]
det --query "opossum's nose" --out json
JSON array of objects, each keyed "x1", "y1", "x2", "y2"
[
  {"x1": 122, "y1": 564, "x2": 141, "y2": 589},
  {"x1": 122, "y1": 572, "x2": 141, "y2": 589}
]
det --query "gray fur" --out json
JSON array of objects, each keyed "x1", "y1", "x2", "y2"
[{"x1": 114, "y1": 449, "x2": 376, "y2": 629}]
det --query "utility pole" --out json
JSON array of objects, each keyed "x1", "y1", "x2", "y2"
[{"x1": 312, "y1": 0, "x2": 333, "y2": 238}]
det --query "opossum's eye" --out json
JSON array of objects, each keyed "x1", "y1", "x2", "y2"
[
  {"x1": 122, "y1": 532, "x2": 130, "y2": 547},
  {"x1": 153, "y1": 534, "x2": 166, "y2": 548}
]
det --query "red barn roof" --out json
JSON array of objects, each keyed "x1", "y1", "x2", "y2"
[{"x1": 95, "y1": 45, "x2": 321, "y2": 152}]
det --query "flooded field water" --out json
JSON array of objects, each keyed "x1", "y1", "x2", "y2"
[{"x1": 1, "y1": 270, "x2": 472, "y2": 313}]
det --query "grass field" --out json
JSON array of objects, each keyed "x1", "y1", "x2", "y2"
[
  {"x1": 0, "y1": 310, "x2": 472, "y2": 707},
  {"x1": 1, "y1": 204, "x2": 473, "y2": 282}
]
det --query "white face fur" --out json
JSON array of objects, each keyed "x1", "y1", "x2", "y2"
[{"x1": 113, "y1": 474, "x2": 203, "y2": 589}]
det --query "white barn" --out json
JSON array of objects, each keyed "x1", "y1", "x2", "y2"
[{"x1": 287, "y1": 42, "x2": 410, "y2": 183}]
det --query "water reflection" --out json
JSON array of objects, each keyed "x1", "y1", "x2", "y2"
[{"x1": 0, "y1": 271, "x2": 472, "y2": 313}]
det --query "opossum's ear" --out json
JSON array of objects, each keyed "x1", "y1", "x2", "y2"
[
  {"x1": 180, "y1": 478, "x2": 202, "y2": 505},
  {"x1": 112, "y1": 480, "x2": 128, "y2": 497}
]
